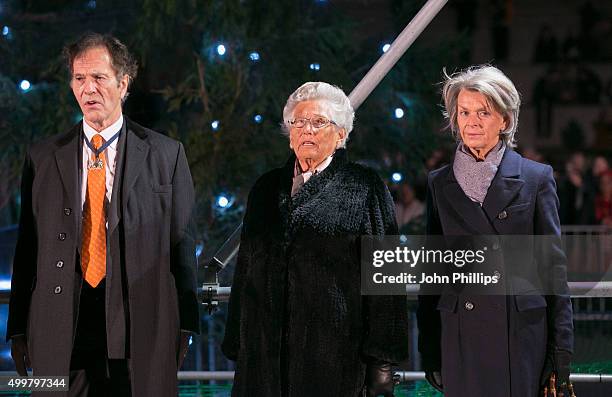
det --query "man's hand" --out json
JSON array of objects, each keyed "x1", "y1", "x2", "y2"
[
  {"x1": 425, "y1": 371, "x2": 443, "y2": 393},
  {"x1": 178, "y1": 331, "x2": 191, "y2": 369},
  {"x1": 10, "y1": 335, "x2": 30, "y2": 376}
]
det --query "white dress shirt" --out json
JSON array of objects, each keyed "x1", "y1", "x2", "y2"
[{"x1": 81, "y1": 115, "x2": 123, "y2": 208}]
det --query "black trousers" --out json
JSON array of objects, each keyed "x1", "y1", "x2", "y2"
[
  {"x1": 69, "y1": 280, "x2": 131, "y2": 397},
  {"x1": 69, "y1": 357, "x2": 131, "y2": 397}
]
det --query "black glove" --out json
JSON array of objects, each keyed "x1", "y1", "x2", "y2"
[
  {"x1": 362, "y1": 360, "x2": 397, "y2": 397},
  {"x1": 10, "y1": 335, "x2": 30, "y2": 376},
  {"x1": 425, "y1": 371, "x2": 443, "y2": 393},
  {"x1": 540, "y1": 349, "x2": 572, "y2": 387}
]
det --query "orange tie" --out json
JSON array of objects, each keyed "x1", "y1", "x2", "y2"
[{"x1": 81, "y1": 134, "x2": 106, "y2": 287}]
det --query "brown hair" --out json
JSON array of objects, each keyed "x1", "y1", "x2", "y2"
[{"x1": 63, "y1": 32, "x2": 138, "y2": 90}]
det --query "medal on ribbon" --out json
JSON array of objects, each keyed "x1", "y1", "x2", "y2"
[{"x1": 88, "y1": 158, "x2": 105, "y2": 170}]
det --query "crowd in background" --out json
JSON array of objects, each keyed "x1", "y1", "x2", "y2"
[
  {"x1": 556, "y1": 152, "x2": 612, "y2": 226},
  {"x1": 532, "y1": 2, "x2": 612, "y2": 139},
  {"x1": 533, "y1": 1, "x2": 612, "y2": 64}
]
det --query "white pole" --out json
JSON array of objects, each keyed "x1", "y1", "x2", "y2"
[
  {"x1": 348, "y1": 0, "x2": 448, "y2": 110},
  {"x1": 173, "y1": 371, "x2": 612, "y2": 383}
]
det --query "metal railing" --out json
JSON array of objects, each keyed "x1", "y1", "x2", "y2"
[
  {"x1": 176, "y1": 371, "x2": 612, "y2": 383},
  {"x1": 0, "y1": 371, "x2": 609, "y2": 383}
]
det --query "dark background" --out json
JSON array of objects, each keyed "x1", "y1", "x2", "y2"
[{"x1": 0, "y1": 0, "x2": 611, "y2": 395}]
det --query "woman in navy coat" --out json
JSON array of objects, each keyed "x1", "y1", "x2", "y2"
[{"x1": 417, "y1": 65, "x2": 574, "y2": 397}]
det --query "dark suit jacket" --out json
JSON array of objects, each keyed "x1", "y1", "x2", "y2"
[
  {"x1": 7, "y1": 117, "x2": 200, "y2": 397},
  {"x1": 417, "y1": 148, "x2": 574, "y2": 397}
]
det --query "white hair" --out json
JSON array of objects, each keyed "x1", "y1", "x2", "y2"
[
  {"x1": 441, "y1": 65, "x2": 521, "y2": 148},
  {"x1": 282, "y1": 81, "x2": 354, "y2": 148}
]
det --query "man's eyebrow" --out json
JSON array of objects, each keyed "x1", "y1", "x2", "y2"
[{"x1": 73, "y1": 71, "x2": 110, "y2": 77}]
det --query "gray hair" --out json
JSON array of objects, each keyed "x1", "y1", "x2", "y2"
[
  {"x1": 282, "y1": 82, "x2": 354, "y2": 148},
  {"x1": 441, "y1": 65, "x2": 521, "y2": 147}
]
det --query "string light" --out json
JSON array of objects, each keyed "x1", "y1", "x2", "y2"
[
  {"x1": 249, "y1": 51, "x2": 260, "y2": 61},
  {"x1": 309, "y1": 63, "x2": 320, "y2": 71},
  {"x1": 216, "y1": 44, "x2": 226, "y2": 56},
  {"x1": 382, "y1": 43, "x2": 391, "y2": 53},
  {"x1": 195, "y1": 242, "x2": 204, "y2": 258},
  {"x1": 216, "y1": 194, "x2": 234, "y2": 210},
  {"x1": 254, "y1": 114, "x2": 263, "y2": 124},
  {"x1": 391, "y1": 172, "x2": 403, "y2": 183},
  {"x1": 19, "y1": 80, "x2": 31, "y2": 91},
  {"x1": 394, "y1": 108, "x2": 404, "y2": 119},
  {"x1": 211, "y1": 120, "x2": 220, "y2": 131}
]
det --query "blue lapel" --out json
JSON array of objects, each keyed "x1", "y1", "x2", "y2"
[
  {"x1": 441, "y1": 160, "x2": 496, "y2": 234},
  {"x1": 482, "y1": 149, "x2": 525, "y2": 231}
]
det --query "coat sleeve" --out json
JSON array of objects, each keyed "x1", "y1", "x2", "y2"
[
  {"x1": 170, "y1": 143, "x2": 200, "y2": 334},
  {"x1": 416, "y1": 172, "x2": 443, "y2": 371},
  {"x1": 220, "y1": 184, "x2": 257, "y2": 361},
  {"x1": 535, "y1": 165, "x2": 574, "y2": 353},
  {"x1": 360, "y1": 176, "x2": 409, "y2": 364},
  {"x1": 7, "y1": 150, "x2": 38, "y2": 341}
]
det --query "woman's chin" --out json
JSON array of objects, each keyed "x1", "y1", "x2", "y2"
[{"x1": 297, "y1": 147, "x2": 318, "y2": 158}]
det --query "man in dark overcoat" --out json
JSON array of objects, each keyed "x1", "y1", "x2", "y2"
[
  {"x1": 418, "y1": 65, "x2": 574, "y2": 397},
  {"x1": 7, "y1": 33, "x2": 200, "y2": 396}
]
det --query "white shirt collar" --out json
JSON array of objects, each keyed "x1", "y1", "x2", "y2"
[
  {"x1": 312, "y1": 154, "x2": 334, "y2": 175},
  {"x1": 294, "y1": 153, "x2": 334, "y2": 178},
  {"x1": 83, "y1": 115, "x2": 124, "y2": 145}
]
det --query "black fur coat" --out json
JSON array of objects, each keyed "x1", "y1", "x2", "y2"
[{"x1": 222, "y1": 149, "x2": 409, "y2": 397}]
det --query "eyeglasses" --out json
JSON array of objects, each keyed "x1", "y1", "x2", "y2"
[{"x1": 289, "y1": 116, "x2": 337, "y2": 131}]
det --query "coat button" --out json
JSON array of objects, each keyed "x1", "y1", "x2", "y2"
[
  {"x1": 54, "y1": 286, "x2": 62, "y2": 294},
  {"x1": 56, "y1": 260, "x2": 64, "y2": 268},
  {"x1": 464, "y1": 301, "x2": 475, "y2": 311},
  {"x1": 64, "y1": 208, "x2": 72, "y2": 216},
  {"x1": 58, "y1": 233, "x2": 66, "y2": 241},
  {"x1": 497, "y1": 210, "x2": 508, "y2": 220}
]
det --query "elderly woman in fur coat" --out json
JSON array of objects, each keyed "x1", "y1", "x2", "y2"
[{"x1": 222, "y1": 82, "x2": 409, "y2": 397}]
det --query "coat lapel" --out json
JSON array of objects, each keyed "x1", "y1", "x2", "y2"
[
  {"x1": 280, "y1": 149, "x2": 348, "y2": 239},
  {"x1": 277, "y1": 152, "x2": 296, "y2": 245},
  {"x1": 291, "y1": 149, "x2": 347, "y2": 209},
  {"x1": 121, "y1": 118, "x2": 150, "y2": 216},
  {"x1": 107, "y1": 121, "x2": 128, "y2": 235},
  {"x1": 54, "y1": 124, "x2": 81, "y2": 203},
  {"x1": 54, "y1": 123, "x2": 82, "y2": 248},
  {"x1": 441, "y1": 158, "x2": 496, "y2": 234},
  {"x1": 482, "y1": 149, "x2": 524, "y2": 227}
]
